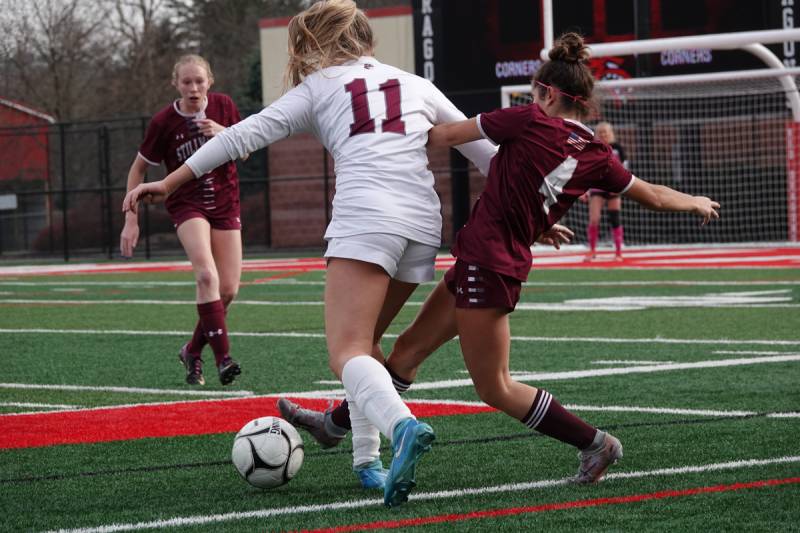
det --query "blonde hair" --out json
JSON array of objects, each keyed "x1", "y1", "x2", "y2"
[
  {"x1": 284, "y1": 0, "x2": 375, "y2": 88},
  {"x1": 172, "y1": 54, "x2": 215, "y2": 85}
]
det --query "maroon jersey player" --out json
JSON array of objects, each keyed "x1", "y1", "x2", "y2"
[
  {"x1": 584, "y1": 121, "x2": 628, "y2": 261},
  {"x1": 120, "y1": 54, "x2": 243, "y2": 386},
  {"x1": 282, "y1": 33, "x2": 719, "y2": 485}
]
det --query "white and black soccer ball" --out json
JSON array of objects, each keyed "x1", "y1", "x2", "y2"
[{"x1": 231, "y1": 416, "x2": 304, "y2": 489}]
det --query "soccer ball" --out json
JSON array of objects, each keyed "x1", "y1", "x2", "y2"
[{"x1": 231, "y1": 416, "x2": 304, "y2": 489}]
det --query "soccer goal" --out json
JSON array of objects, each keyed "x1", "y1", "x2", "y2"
[
  {"x1": 501, "y1": 20, "x2": 800, "y2": 245},
  {"x1": 502, "y1": 68, "x2": 800, "y2": 245}
]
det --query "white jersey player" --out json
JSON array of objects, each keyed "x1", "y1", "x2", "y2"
[
  {"x1": 122, "y1": 0, "x2": 495, "y2": 509},
  {"x1": 187, "y1": 55, "x2": 494, "y2": 251}
]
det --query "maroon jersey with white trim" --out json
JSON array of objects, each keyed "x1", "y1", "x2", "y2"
[
  {"x1": 138, "y1": 93, "x2": 241, "y2": 214},
  {"x1": 453, "y1": 103, "x2": 634, "y2": 281}
]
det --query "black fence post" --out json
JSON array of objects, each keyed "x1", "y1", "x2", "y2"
[
  {"x1": 59, "y1": 123, "x2": 69, "y2": 262},
  {"x1": 139, "y1": 117, "x2": 151, "y2": 260},
  {"x1": 100, "y1": 125, "x2": 113, "y2": 259}
]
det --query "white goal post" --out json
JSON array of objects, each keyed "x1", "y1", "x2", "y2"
[
  {"x1": 502, "y1": 67, "x2": 800, "y2": 245},
  {"x1": 501, "y1": 15, "x2": 800, "y2": 245}
]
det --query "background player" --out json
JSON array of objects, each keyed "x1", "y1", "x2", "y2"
[
  {"x1": 122, "y1": 0, "x2": 497, "y2": 508},
  {"x1": 282, "y1": 32, "x2": 719, "y2": 485},
  {"x1": 584, "y1": 121, "x2": 628, "y2": 260},
  {"x1": 120, "y1": 54, "x2": 243, "y2": 386}
]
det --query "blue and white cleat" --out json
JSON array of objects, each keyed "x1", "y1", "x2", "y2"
[
  {"x1": 383, "y1": 418, "x2": 435, "y2": 508},
  {"x1": 354, "y1": 459, "x2": 389, "y2": 489}
]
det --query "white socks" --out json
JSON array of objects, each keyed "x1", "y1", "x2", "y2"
[
  {"x1": 341, "y1": 355, "x2": 413, "y2": 440},
  {"x1": 346, "y1": 392, "x2": 381, "y2": 468}
]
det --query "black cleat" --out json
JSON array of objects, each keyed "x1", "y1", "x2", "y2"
[
  {"x1": 217, "y1": 356, "x2": 241, "y2": 385},
  {"x1": 179, "y1": 343, "x2": 205, "y2": 385}
]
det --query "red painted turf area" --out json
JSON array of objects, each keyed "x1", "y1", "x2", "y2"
[
  {"x1": 297, "y1": 477, "x2": 800, "y2": 532},
  {"x1": 0, "y1": 398, "x2": 493, "y2": 449}
]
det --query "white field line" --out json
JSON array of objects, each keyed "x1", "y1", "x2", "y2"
[
  {"x1": 2, "y1": 279, "x2": 799, "y2": 287},
  {"x1": 714, "y1": 350, "x2": 800, "y2": 356},
  {"x1": 0, "y1": 383, "x2": 253, "y2": 397},
  {"x1": 8, "y1": 394, "x2": 798, "y2": 419},
  {"x1": 0, "y1": 402, "x2": 83, "y2": 410},
  {"x1": 3, "y1": 297, "x2": 797, "y2": 311},
  {"x1": 591, "y1": 360, "x2": 674, "y2": 365},
  {"x1": 641, "y1": 255, "x2": 800, "y2": 265},
  {"x1": 0, "y1": 299, "x2": 326, "y2": 306},
  {"x1": 285, "y1": 354, "x2": 800, "y2": 398},
  {"x1": 3, "y1": 328, "x2": 800, "y2": 347},
  {"x1": 43, "y1": 455, "x2": 800, "y2": 533}
]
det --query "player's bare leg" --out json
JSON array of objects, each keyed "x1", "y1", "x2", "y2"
[
  {"x1": 177, "y1": 218, "x2": 238, "y2": 384},
  {"x1": 176, "y1": 218, "x2": 217, "y2": 385},
  {"x1": 457, "y1": 306, "x2": 621, "y2": 483},
  {"x1": 388, "y1": 279, "x2": 458, "y2": 381},
  {"x1": 607, "y1": 195, "x2": 623, "y2": 260},
  {"x1": 287, "y1": 278, "x2": 454, "y2": 445},
  {"x1": 325, "y1": 258, "x2": 433, "y2": 507},
  {"x1": 585, "y1": 195, "x2": 603, "y2": 261}
]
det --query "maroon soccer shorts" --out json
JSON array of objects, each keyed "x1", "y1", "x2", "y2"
[
  {"x1": 588, "y1": 188, "x2": 620, "y2": 200},
  {"x1": 169, "y1": 204, "x2": 242, "y2": 231},
  {"x1": 444, "y1": 259, "x2": 522, "y2": 311}
]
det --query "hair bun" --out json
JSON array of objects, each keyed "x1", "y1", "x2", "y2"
[{"x1": 548, "y1": 32, "x2": 590, "y2": 64}]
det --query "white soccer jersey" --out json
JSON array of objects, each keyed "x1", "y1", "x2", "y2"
[{"x1": 186, "y1": 57, "x2": 496, "y2": 247}]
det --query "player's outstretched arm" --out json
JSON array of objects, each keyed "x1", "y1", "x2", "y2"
[
  {"x1": 428, "y1": 118, "x2": 482, "y2": 148},
  {"x1": 121, "y1": 164, "x2": 195, "y2": 214},
  {"x1": 624, "y1": 178, "x2": 720, "y2": 225}
]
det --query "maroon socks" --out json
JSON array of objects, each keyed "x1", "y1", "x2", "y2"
[{"x1": 521, "y1": 389, "x2": 597, "y2": 450}]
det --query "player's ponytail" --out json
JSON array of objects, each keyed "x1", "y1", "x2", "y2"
[
  {"x1": 533, "y1": 32, "x2": 596, "y2": 119},
  {"x1": 284, "y1": 0, "x2": 375, "y2": 89}
]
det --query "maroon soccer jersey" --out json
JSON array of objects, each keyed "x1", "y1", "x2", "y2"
[
  {"x1": 453, "y1": 103, "x2": 634, "y2": 281},
  {"x1": 138, "y1": 92, "x2": 242, "y2": 217}
]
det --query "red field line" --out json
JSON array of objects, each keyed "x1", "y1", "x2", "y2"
[
  {"x1": 1, "y1": 246, "x2": 798, "y2": 277},
  {"x1": 298, "y1": 477, "x2": 800, "y2": 533},
  {"x1": 0, "y1": 398, "x2": 493, "y2": 449}
]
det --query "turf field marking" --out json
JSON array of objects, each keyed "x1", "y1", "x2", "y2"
[
  {"x1": 288, "y1": 354, "x2": 800, "y2": 397},
  {"x1": 43, "y1": 455, "x2": 800, "y2": 533},
  {"x1": 3, "y1": 328, "x2": 800, "y2": 348},
  {"x1": 591, "y1": 360, "x2": 674, "y2": 365},
  {"x1": 0, "y1": 402, "x2": 82, "y2": 410},
  {"x1": 0, "y1": 281, "x2": 197, "y2": 286},
  {"x1": 0, "y1": 383, "x2": 253, "y2": 397},
  {"x1": 0, "y1": 299, "x2": 327, "y2": 305},
  {"x1": 303, "y1": 477, "x2": 800, "y2": 532},
  {"x1": 3, "y1": 292, "x2": 798, "y2": 310},
  {"x1": 768, "y1": 412, "x2": 800, "y2": 418},
  {"x1": 3, "y1": 279, "x2": 798, "y2": 287}
]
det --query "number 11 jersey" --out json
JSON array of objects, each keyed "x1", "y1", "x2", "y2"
[{"x1": 186, "y1": 56, "x2": 496, "y2": 247}]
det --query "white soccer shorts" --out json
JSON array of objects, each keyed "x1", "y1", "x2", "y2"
[{"x1": 324, "y1": 233, "x2": 438, "y2": 284}]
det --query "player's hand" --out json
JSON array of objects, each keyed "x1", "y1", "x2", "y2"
[
  {"x1": 195, "y1": 118, "x2": 224, "y2": 137},
  {"x1": 693, "y1": 197, "x2": 720, "y2": 226},
  {"x1": 537, "y1": 223, "x2": 574, "y2": 249},
  {"x1": 119, "y1": 217, "x2": 139, "y2": 258},
  {"x1": 122, "y1": 181, "x2": 169, "y2": 214},
  {"x1": 578, "y1": 193, "x2": 589, "y2": 203}
]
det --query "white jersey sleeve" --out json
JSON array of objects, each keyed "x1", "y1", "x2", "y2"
[
  {"x1": 423, "y1": 80, "x2": 497, "y2": 177},
  {"x1": 185, "y1": 84, "x2": 314, "y2": 177}
]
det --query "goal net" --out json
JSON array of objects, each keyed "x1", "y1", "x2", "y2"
[{"x1": 501, "y1": 68, "x2": 800, "y2": 245}]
